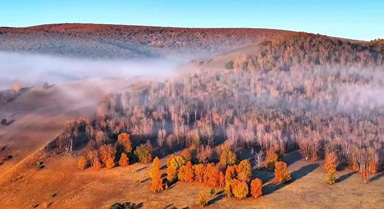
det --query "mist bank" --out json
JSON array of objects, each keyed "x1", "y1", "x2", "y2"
[{"x1": 0, "y1": 51, "x2": 186, "y2": 90}]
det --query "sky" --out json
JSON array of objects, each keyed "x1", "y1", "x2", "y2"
[{"x1": 0, "y1": 0, "x2": 383, "y2": 41}]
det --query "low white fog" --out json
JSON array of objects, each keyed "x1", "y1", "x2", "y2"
[{"x1": 0, "y1": 51, "x2": 183, "y2": 90}]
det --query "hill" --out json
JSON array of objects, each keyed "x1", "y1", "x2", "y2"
[{"x1": 0, "y1": 24, "x2": 298, "y2": 58}]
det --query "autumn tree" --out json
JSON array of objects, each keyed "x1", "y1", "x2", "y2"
[
  {"x1": 117, "y1": 133, "x2": 132, "y2": 153},
  {"x1": 150, "y1": 157, "x2": 163, "y2": 193},
  {"x1": 194, "y1": 164, "x2": 206, "y2": 182},
  {"x1": 218, "y1": 171, "x2": 225, "y2": 187},
  {"x1": 198, "y1": 191, "x2": 208, "y2": 207},
  {"x1": 274, "y1": 161, "x2": 291, "y2": 183},
  {"x1": 265, "y1": 148, "x2": 278, "y2": 170},
  {"x1": 87, "y1": 150, "x2": 101, "y2": 170},
  {"x1": 231, "y1": 179, "x2": 248, "y2": 199},
  {"x1": 220, "y1": 150, "x2": 237, "y2": 167},
  {"x1": 324, "y1": 152, "x2": 337, "y2": 185},
  {"x1": 225, "y1": 165, "x2": 236, "y2": 182},
  {"x1": 250, "y1": 178, "x2": 262, "y2": 198},
  {"x1": 184, "y1": 161, "x2": 195, "y2": 182},
  {"x1": 119, "y1": 153, "x2": 129, "y2": 167},
  {"x1": 134, "y1": 144, "x2": 153, "y2": 163},
  {"x1": 236, "y1": 160, "x2": 252, "y2": 183},
  {"x1": 100, "y1": 144, "x2": 116, "y2": 165},
  {"x1": 224, "y1": 180, "x2": 232, "y2": 197},
  {"x1": 205, "y1": 163, "x2": 220, "y2": 187},
  {"x1": 77, "y1": 156, "x2": 88, "y2": 170}
]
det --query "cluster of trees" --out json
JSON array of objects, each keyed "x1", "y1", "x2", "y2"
[
  {"x1": 149, "y1": 147, "x2": 292, "y2": 202},
  {"x1": 73, "y1": 132, "x2": 153, "y2": 171}
]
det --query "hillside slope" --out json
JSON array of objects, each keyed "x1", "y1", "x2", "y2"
[{"x1": 0, "y1": 24, "x2": 296, "y2": 58}]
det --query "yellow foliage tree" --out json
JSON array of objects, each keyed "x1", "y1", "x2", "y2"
[
  {"x1": 220, "y1": 150, "x2": 237, "y2": 166},
  {"x1": 274, "y1": 161, "x2": 291, "y2": 183},
  {"x1": 77, "y1": 156, "x2": 87, "y2": 170},
  {"x1": 236, "y1": 160, "x2": 252, "y2": 183},
  {"x1": 232, "y1": 179, "x2": 248, "y2": 199}
]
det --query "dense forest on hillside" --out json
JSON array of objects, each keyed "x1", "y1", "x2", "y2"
[{"x1": 50, "y1": 34, "x2": 384, "y2": 188}]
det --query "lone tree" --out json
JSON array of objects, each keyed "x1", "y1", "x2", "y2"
[
  {"x1": 12, "y1": 82, "x2": 21, "y2": 93},
  {"x1": 198, "y1": 191, "x2": 208, "y2": 207},
  {"x1": 324, "y1": 152, "x2": 337, "y2": 185},
  {"x1": 274, "y1": 161, "x2": 291, "y2": 183},
  {"x1": 150, "y1": 157, "x2": 163, "y2": 193},
  {"x1": 250, "y1": 178, "x2": 263, "y2": 198}
]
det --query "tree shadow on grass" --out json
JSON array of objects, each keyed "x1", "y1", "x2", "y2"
[
  {"x1": 263, "y1": 163, "x2": 319, "y2": 195},
  {"x1": 336, "y1": 171, "x2": 356, "y2": 183},
  {"x1": 285, "y1": 151, "x2": 302, "y2": 166},
  {"x1": 369, "y1": 172, "x2": 384, "y2": 183},
  {"x1": 208, "y1": 194, "x2": 225, "y2": 206}
]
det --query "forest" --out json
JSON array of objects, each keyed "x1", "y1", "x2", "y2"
[{"x1": 46, "y1": 33, "x2": 384, "y2": 205}]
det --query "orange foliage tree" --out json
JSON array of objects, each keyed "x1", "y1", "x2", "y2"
[
  {"x1": 265, "y1": 148, "x2": 278, "y2": 170},
  {"x1": 184, "y1": 161, "x2": 195, "y2": 182},
  {"x1": 274, "y1": 161, "x2": 291, "y2": 183},
  {"x1": 225, "y1": 165, "x2": 236, "y2": 182},
  {"x1": 87, "y1": 150, "x2": 101, "y2": 170},
  {"x1": 77, "y1": 156, "x2": 88, "y2": 170},
  {"x1": 194, "y1": 164, "x2": 206, "y2": 182},
  {"x1": 117, "y1": 133, "x2": 132, "y2": 153},
  {"x1": 250, "y1": 178, "x2": 262, "y2": 198},
  {"x1": 205, "y1": 163, "x2": 220, "y2": 186},
  {"x1": 119, "y1": 153, "x2": 129, "y2": 167},
  {"x1": 236, "y1": 160, "x2": 252, "y2": 183},
  {"x1": 231, "y1": 179, "x2": 249, "y2": 199},
  {"x1": 218, "y1": 171, "x2": 225, "y2": 187},
  {"x1": 99, "y1": 144, "x2": 116, "y2": 166},
  {"x1": 150, "y1": 157, "x2": 163, "y2": 193}
]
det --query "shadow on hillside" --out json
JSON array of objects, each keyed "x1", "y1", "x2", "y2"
[
  {"x1": 263, "y1": 163, "x2": 319, "y2": 195},
  {"x1": 336, "y1": 171, "x2": 356, "y2": 183},
  {"x1": 370, "y1": 172, "x2": 384, "y2": 183}
]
